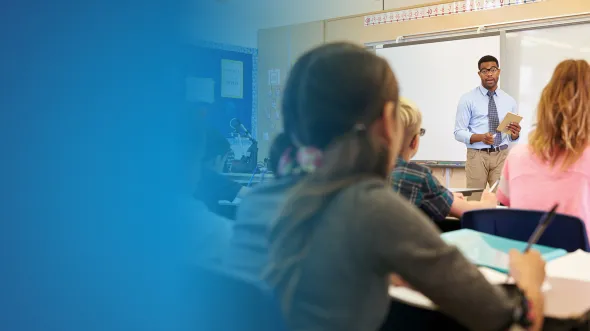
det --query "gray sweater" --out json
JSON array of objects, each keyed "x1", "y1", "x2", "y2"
[{"x1": 225, "y1": 177, "x2": 514, "y2": 331}]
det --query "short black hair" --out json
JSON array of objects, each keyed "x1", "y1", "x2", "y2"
[
  {"x1": 478, "y1": 55, "x2": 499, "y2": 70},
  {"x1": 203, "y1": 128, "x2": 231, "y2": 163}
]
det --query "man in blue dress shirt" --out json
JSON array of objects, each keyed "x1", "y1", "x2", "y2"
[{"x1": 454, "y1": 55, "x2": 521, "y2": 200}]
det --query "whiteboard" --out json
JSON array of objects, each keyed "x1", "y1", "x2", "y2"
[
  {"x1": 503, "y1": 23, "x2": 590, "y2": 145},
  {"x1": 377, "y1": 35, "x2": 500, "y2": 162}
]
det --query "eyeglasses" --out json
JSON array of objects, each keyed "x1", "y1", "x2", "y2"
[
  {"x1": 479, "y1": 67, "x2": 499, "y2": 75},
  {"x1": 419, "y1": 128, "x2": 426, "y2": 136}
]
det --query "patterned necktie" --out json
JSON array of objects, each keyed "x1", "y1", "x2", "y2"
[{"x1": 487, "y1": 90, "x2": 502, "y2": 146}]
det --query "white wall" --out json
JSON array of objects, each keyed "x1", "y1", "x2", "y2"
[{"x1": 194, "y1": 0, "x2": 390, "y2": 47}]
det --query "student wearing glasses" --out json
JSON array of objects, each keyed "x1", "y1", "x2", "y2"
[
  {"x1": 392, "y1": 98, "x2": 497, "y2": 221},
  {"x1": 454, "y1": 55, "x2": 521, "y2": 201}
]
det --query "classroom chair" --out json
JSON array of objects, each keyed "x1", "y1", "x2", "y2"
[
  {"x1": 461, "y1": 209, "x2": 590, "y2": 252},
  {"x1": 195, "y1": 265, "x2": 287, "y2": 331}
]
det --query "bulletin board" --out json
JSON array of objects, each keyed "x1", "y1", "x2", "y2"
[{"x1": 188, "y1": 41, "x2": 258, "y2": 138}]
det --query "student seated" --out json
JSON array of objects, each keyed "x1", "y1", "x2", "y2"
[
  {"x1": 184, "y1": 111, "x2": 233, "y2": 265},
  {"x1": 225, "y1": 42, "x2": 545, "y2": 331},
  {"x1": 391, "y1": 97, "x2": 497, "y2": 220},
  {"x1": 498, "y1": 59, "x2": 590, "y2": 237},
  {"x1": 194, "y1": 128, "x2": 249, "y2": 212}
]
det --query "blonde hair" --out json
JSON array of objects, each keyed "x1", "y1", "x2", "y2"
[
  {"x1": 529, "y1": 59, "x2": 590, "y2": 170},
  {"x1": 398, "y1": 97, "x2": 422, "y2": 146}
]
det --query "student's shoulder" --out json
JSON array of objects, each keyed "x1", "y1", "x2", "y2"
[
  {"x1": 234, "y1": 177, "x2": 297, "y2": 225},
  {"x1": 394, "y1": 161, "x2": 432, "y2": 179},
  {"x1": 503, "y1": 145, "x2": 537, "y2": 173},
  {"x1": 240, "y1": 176, "x2": 296, "y2": 204},
  {"x1": 575, "y1": 147, "x2": 590, "y2": 174},
  {"x1": 507, "y1": 144, "x2": 531, "y2": 159},
  {"x1": 343, "y1": 178, "x2": 419, "y2": 213}
]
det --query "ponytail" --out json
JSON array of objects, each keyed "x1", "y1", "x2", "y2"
[
  {"x1": 264, "y1": 129, "x2": 390, "y2": 314},
  {"x1": 269, "y1": 133, "x2": 295, "y2": 176},
  {"x1": 262, "y1": 42, "x2": 400, "y2": 320}
]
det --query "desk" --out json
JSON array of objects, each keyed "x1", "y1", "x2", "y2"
[
  {"x1": 449, "y1": 188, "x2": 484, "y2": 197},
  {"x1": 218, "y1": 201, "x2": 240, "y2": 207},
  {"x1": 544, "y1": 277, "x2": 590, "y2": 319},
  {"x1": 224, "y1": 172, "x2": 274, "y2": 185},
  {"x1": 386, "y1": 276, "x2": 590, "y2": 331},
  {"x1": 217, "y1": 200, "x2": 240, "y2": 220},
  {"x1": 387, "y1": 279, "x2": 590, "y2": 330},
  {"x1": 389, "y1": 276, "x2": 590, "y2": 319}
]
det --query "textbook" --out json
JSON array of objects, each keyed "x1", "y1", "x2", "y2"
[{"x1": 441, "y1": 229, "x2": 567, "y2": 273}]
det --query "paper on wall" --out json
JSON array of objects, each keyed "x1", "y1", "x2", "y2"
[
  {"x1": 268, "y1": 69, "x2": 280, "y2": 86},
  {"x1": 221, "y1": 59, "x2": 243, "y2": 99},
  {"x1": 186, "y1": 77, "x2": 214, "y2": 104}
]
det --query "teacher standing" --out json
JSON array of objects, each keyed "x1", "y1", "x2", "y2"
[{"x1": 454, "y1": 55, "x2": 521, "y2": 200}]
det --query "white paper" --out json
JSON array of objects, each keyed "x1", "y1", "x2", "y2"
[
  {"x1": 185, "y1": 77, "x2": 214, "y2": 103},
  {"x1": 546, "y1": 249, "x2": 590, "y2": 282},
  {"x1": 221, "y1": 59, "x2": 243, "y2": 99},
  {"x1": 480, "y1": 267, "x2": 552, "y2": 292},
  {"x1": 389, "y1": 267, "x2": 551, "y2": 309},
  {"x1": 268, "y1": 69, "x2": 280, "y2": 86}
]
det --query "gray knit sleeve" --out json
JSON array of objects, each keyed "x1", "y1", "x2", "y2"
[{"x1": 362, "y1": 185, "x2": 514, "y2": 331}]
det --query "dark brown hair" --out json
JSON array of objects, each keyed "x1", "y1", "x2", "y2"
[{"x1": 265, "y1": 42, "x2": 400, "y2": 314}]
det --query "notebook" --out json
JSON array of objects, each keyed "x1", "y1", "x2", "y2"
[
  {"x1": 497, "y1": 112, "x2": 523, "y2": 134},
  {"x1": 441, "y1": 229, "x2": 567, "y2": 273},
  {"x1": 389, "y1": 267, "x2": 551, "y2": 309},
  {"x1": 546, "y1": 249, "x2": 590, "y2": 282}
]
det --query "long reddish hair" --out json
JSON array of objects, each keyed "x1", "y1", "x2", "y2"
[{"x1": 529, "y1": 59, "x2": 590, "y2": 169}]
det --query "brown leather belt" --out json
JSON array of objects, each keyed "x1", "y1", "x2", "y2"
[{"x1": 477, "y1": 145, "x2": 508, "y2": 153}]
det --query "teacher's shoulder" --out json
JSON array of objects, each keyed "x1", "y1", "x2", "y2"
[{"x1": 457, "y1": 87, "x2": 478, "y2": 108}]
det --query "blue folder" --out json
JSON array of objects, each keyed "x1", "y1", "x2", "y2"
[{"x1": 441, "y1": 229, "x2": 567, "y2": 273}]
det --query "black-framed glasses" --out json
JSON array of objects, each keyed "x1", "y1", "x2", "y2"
[
  {"x1": 419, "y1": 128, "x2": 426, "y2": 136},
  {"x1": 479, "y1": 67, "x2": 499, "y2": 75}
]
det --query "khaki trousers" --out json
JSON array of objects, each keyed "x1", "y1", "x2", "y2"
[{"x1": 465, "y1": 148, "x2": 509, "y2": 201}]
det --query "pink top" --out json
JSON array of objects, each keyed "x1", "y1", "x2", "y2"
[{"x1": 497, "y1": 144, "x2": 590, "y2": 238}]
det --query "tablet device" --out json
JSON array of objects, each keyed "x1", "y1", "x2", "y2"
[{"x1": 497, "y1": 112, "x2": 523, "y2": 134}]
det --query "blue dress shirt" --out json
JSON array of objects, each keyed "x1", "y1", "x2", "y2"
[{"x1": 454, "y1": 85, "x2": 519, "y2": 149}]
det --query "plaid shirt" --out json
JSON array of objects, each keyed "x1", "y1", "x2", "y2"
[{"x1": 391, "y1": 158, "x2": 454, "y2": 221}]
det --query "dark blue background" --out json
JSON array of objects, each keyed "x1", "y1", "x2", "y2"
[{"x1": 189, "y1": 46, "x2": 254, "y2": 137}]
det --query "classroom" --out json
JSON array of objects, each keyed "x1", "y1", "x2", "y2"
[{"x1": 193, "y1": 0, "x2": 590, "y2": 330}]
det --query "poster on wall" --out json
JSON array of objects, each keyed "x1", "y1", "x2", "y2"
[
  {"x1": 221, "y1": 59, "x2": 243, "y2": 99},
  {"x1": 268, "y1": 69, "x2": 281, "y2": 86},
  {"x1": 185, "y1": 76, "x2": 215, "y2": 103}
]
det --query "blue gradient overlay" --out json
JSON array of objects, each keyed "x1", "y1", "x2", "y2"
[{"x1": 0, "y1": 0, "x2": 257, "y2": 330}]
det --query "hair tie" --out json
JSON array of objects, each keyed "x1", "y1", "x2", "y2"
[
  {"x1": 277, "y1": 146, "x2": 323, "y2": 177},
  {"x1": 353, "y1": 123, "x2": 367, "y2": 132}
]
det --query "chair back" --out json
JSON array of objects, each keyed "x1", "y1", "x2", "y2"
[
  {"x1": 195, "y1": 265, "x2": 287, "y2": 331},
  {"x1": 461, "y1": 209, "x2": 590, "y2": 252}
]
